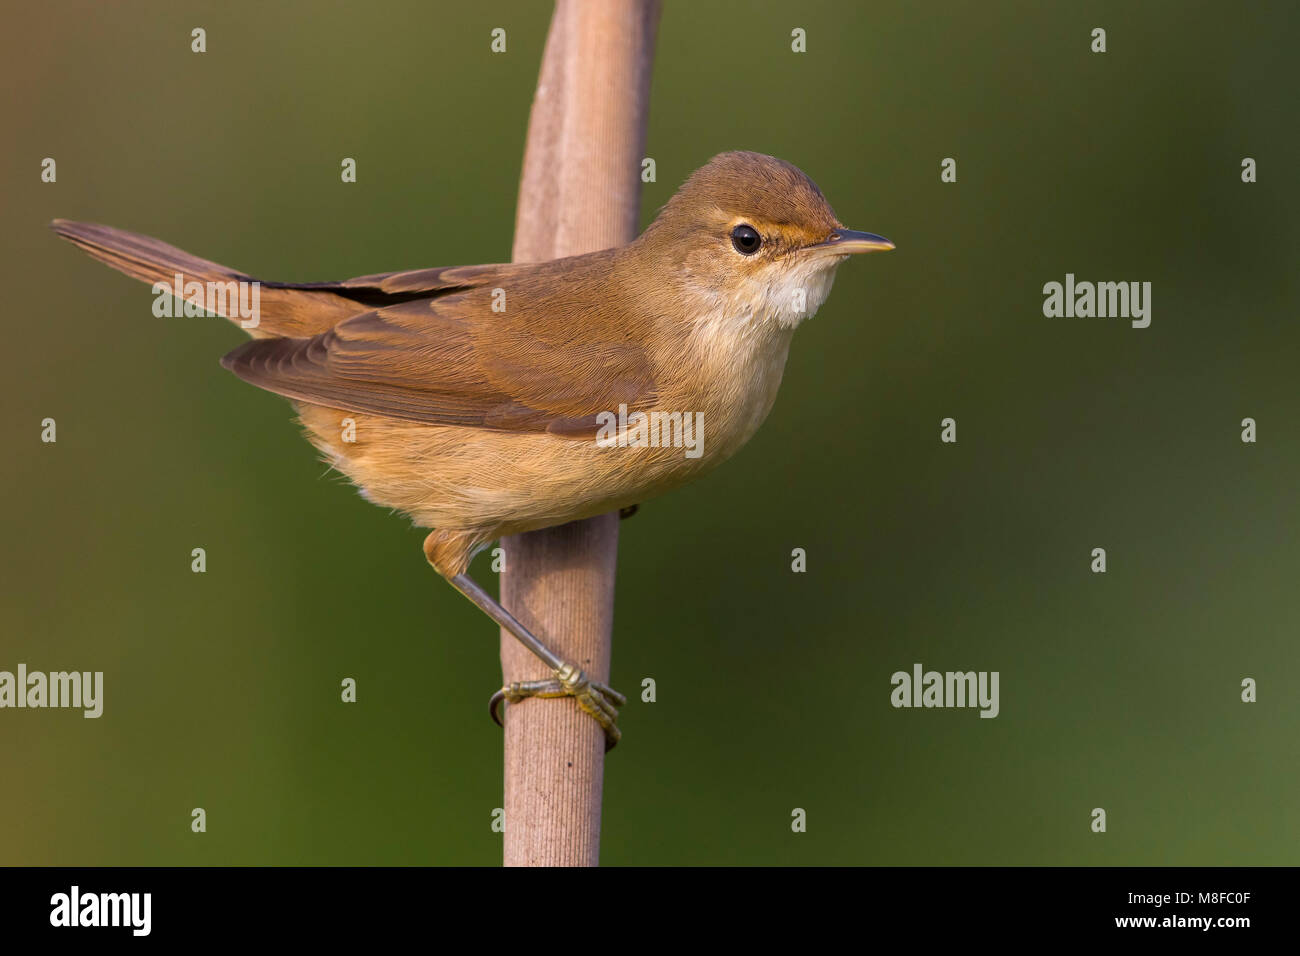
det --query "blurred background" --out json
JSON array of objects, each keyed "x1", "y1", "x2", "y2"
[{"x1": 2, "y1": 0, "x2": 1297, "y2": 865}]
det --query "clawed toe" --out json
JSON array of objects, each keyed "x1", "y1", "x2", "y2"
[{"x1": 489, "y1": 663, "x2": 625, "y2": 750}]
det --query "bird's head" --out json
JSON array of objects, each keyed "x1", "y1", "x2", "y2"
[{"x1": 640, "y1": 151, "x2": 893, "y2": 330}]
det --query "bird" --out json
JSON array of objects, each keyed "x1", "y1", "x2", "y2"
[{"x1": 52, "y1": 150, "x2": 894, "y2": 748}]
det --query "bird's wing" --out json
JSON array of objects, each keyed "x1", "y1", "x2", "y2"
[
  {"x1": 222, "y1": 256, "x2": 659, "y2": 437},
  {"x1": 261, "y1": 262, "x2": 505, "y2": 303}
]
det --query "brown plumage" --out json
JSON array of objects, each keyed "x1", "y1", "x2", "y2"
[{"x1": 53, "y1": 151, "x2": 894, "y2": 743}]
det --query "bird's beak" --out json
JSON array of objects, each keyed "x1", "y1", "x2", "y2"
[{"x1": 806, "y1": 229, "x2": 895, "y2": 256}]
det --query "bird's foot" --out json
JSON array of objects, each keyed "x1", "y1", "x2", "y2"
[{"x1": 490, "y1": 662, "x2": 627, "y2": 751}]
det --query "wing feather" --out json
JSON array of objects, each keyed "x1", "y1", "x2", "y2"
[{"x1": 222, "y1": 253, "x2": 658, "y2": 437}]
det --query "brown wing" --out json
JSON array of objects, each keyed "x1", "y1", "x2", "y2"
[
  {"x1": 221, "y1": 253, "x2": 659, "y2": 437},
  {"x1": 260, "y1": 261, "x2": 506, "y2": 304}
]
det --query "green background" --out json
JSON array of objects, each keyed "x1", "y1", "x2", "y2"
[{"x1": 2, "y1": 1, "x2": 1296, "y2": 865}]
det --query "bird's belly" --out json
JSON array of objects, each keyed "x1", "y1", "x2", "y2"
[
  {"x1": 293, "y1": 327, "x2": 791, "y2": 534},
  {"x1": 294, "y1": 404, "x2": 735, "y2": 533}
]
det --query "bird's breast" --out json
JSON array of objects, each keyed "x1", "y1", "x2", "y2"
[{"x1": 658, "y1": 306, "x2": 796, "y2": 463}]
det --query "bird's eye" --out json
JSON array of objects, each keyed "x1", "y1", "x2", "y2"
[{"x1": 731, "y1": 224, "x2": 762, "y2": 255}]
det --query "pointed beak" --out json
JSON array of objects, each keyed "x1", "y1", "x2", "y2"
[{"x1": 807, "y1": 229, "x2": 895, "y2": 256}]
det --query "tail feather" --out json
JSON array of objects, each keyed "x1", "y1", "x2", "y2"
[
  {"x1": 51, "y1": 219, "x2": 362, "y2": 337},
  {"x1": 51, "y1": 219, "x2": 251, "y2": 287}
]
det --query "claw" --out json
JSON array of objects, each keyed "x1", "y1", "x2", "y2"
[{"x1": 490, "y1": 664, "x2": 625, "y2": 750}]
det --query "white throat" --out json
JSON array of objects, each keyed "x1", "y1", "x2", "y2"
[{"x1": 763, "y1": 255, "x2": 845, "y2": 329}]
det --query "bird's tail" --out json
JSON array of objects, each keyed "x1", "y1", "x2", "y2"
[{"x1": 51, "y1": 219, "x2": 361, "y2": 337}]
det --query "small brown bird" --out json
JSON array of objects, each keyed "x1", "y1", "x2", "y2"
[{"x1": 53, "y1": 150, "x2": 893, "y2": 747}]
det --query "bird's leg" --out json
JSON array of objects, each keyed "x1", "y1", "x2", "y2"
[{"x1": 446, "y1": 571, "x2": 626, "y2": 750}]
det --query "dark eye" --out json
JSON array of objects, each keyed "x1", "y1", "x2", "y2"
[{"x1": 731, "y1": 224, "x2": 761, "y2": 255}]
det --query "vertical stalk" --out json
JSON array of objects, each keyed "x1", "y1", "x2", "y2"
[{"x1": 500, "y1": 0, "x2": 661, "y2": 867}]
